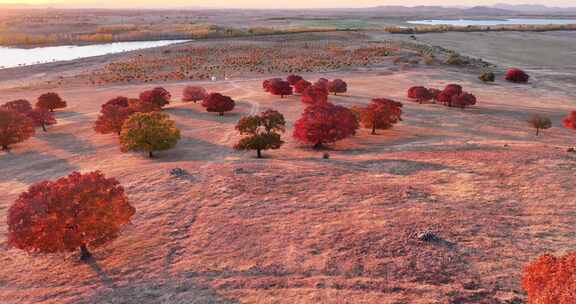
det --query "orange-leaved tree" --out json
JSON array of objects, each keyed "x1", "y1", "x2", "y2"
[
  {"x1": 95, "y1": 97, "x2": 136, "y2": 135},
  {"x1": 0, "y1": 108, "x2": 35, "y2": 151},
  {"x1": 36, "y1": 92, "x2": 67, "y2": 112},
  {"x1": 355, "y1": 98, "x2": 403, "y2": 135},
  {"x1": 522, "y1": 252, "x2": 576, "y2": 303},
  {"x1": 7, "y1": 171, "x2": 135, "y2": 261}
]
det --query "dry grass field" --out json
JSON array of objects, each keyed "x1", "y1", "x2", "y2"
[{"x1": 1, "y1": 50, "x2": 576, "y2": 303}]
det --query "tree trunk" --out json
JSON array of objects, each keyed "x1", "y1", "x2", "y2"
[
  {"x1": 41, "y1": 123, "x2": 47, "y2": 132},
  {"x1": 536, "y1": 128, "x2": 540, "y2": 136},
  {"x1": 219, "y1": 112, "x2": 224, "y2": 116},
  {"x1": 372, "y1": 125, "x2": 377, "y2": 135},
  {"x1": 1, "y1": 145, "x2": 8, "y2": 151},
  {"x1": 313, "y1": 142, "x2": 323, "y2": 150},
  {"x1": 257, "y1": 149, "x2": 262, "y2": 158},
  {"x1": 80, "y1": 244, "x2": 91, "y2": 261},
  {"x1": 50, "y1": 109, "x2": 54, "y2": 113},
  {"x1": 149, "y1": 151, "x2": 154, "y2": 158}
]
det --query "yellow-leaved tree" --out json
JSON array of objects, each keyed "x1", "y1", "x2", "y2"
[{"x1": 119, "y1": 112, "x2": 180, "y2": 158}]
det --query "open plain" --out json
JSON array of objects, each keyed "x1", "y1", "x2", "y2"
[{"x1": 1, "y1": 9, "x2": 576, "y2": 304}]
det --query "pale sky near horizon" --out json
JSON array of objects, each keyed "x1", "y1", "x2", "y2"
[{"x1": 1, "y1": 0, "x2": 574, "y2": 9}]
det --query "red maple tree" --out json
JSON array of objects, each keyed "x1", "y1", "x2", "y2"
[
  {"x1": 7, "y1": 171, "x2": 135, "y2": 261},
  {"x1": 36, "y1": 93, "x2": 67, "y2": 112},
  {"x1": 451, "y1": 92, "x2": 477, "y2": 108},
  {"x1": 286, "y1": 75, "x2": 303, "y2": 86},
  {"x1": 315, "y1": 78, "x2": 330, "y2": 89},
  {"x1": 434, "y1": 84, "x2": 464, "y2": 107},
  {"x1": 2, "y1": 99, "x2": 33, "y2": 114},
  {"x1": 103, "y1": 96, "x2": 130, "y2": 108},
  {"x1": 182, "y1": 86, "x2": 207, "y2": 103},
  {"x1": 443, "y1": 84, "x2": 463, "y2": 97},
  {"x1": 293, "y1": 102, "x2": 358, "y2": 149},
  {"x1": 563, "y1": 111, "x2": 576, "y2": 130},
  {"x1": 202, "y1": 93, "x2": 235, "y2": 116},
  {"x1": 522, "y1": 252, "x2": 576, "y2": 304},
  {"x1": 294, "y1": 79, "x2": 312, "y2": 94},
  {"x1": 95, "y1": 98, "x2": 136, "y2": 135},
  {"x1": 407, "y1": 86, "x2": 433, "y2": 104},
  {"x1": 128, "y1": 98, "x2": 160, "y2": 113},
  {"x1": 139, "y1": 87, "x2": 171, "y2": 109},
  {"x1": 427, "y1": 88, "x2": 442, "y2": 101},
  {"x1": 357, "y1": 98, "x2": 403, "y2": 134},
  {"x1": 263, "y1": 78, "x2": 283, "y2": 92},
  {"x1": 27, "y1": 108, "x2": 57, "y2": 132},
  {"x1": 301, "y1": 85, "x2": 329, "y2": 105},
  {"x1": 506, "y1": 68, "x2": 530, "y2": 83},
  {"x1": 0, "y1": 109, "x2": 35, "y2": 151},
  {"x1": 266, "y1": 80, "x2": 293, "y2": 98},
  {"x1": 328, "y1": 79, "x2": 348, "y2": 96}
]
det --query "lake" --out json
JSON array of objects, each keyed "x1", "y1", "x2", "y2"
[
  {"x1": 0, "y1": 40, "x2": 190, "y2": 69},
  {"x1": 407, "y1": 18, "x2": 576, "y2": 27}
]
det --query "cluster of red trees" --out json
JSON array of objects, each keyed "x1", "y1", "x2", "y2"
[
  {"x1": 262, "y1": 75, "x2": 348, "y2": 100},
  {"x1": 407, "y1": 84, "x2": 477, "y2": 108},
  {"x1": 287, "y1": 76, "x2": 402, "y2": 148},
  {"x1": 94, "y1": 86, "x2": 236, "y2": 158},
  {"x1": 0, "y1": 93, "x2": 66, "y2": 150}
]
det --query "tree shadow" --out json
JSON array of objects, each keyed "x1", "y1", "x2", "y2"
[
  {"x1": 39, "y1": 132, "x2": 97, "y2": 154},
  {"x1": 0, "y1": 150, "x2": 79, "y2": 183},
  {"x1": 284, "y1": 157, "x2": 450, "y2": 176},
  {"x1": 54, "y1": 111, "x2": 90, "y2": 123},
  {"x1": 77, "y1": 278, "x2": 239, "y2": 304},
  {"x1": 166, "y1": 107, "x2": 241, "y2": 125},
  {"x1": 150, "y1": 137, "x2": 231, "y2": 163},
  {"x1": 85, "y1": 257, "x2": 117, "y2": 289}
]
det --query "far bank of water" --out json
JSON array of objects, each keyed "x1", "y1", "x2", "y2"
[
  {"x1": 0, "y1": 40, "x2": 190, "y2": 69},
  {"x1": 407, "y1": 18, "x2": 576, "y2": 27}
]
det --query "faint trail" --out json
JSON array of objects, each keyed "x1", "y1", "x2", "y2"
[
  {"x1": 197, "y1": 81, "x2": 260, "y2": 170},
  {"x1": 161, "y1": 81, "x2": 261, "y2": 274}
]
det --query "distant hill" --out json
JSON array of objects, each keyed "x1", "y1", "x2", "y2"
[
  {"x1": 462, "y1": 6, "x2": 517, "y2": 16},
  {"x1": 492, "y1": 4, "x2": 576, "y2": 13}
]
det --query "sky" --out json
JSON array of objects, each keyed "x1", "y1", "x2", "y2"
[{"x1": 1, "y1": 0, "x2": 575, "y2": 9}]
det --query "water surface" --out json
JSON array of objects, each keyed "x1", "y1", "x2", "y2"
[
  {"x1": 0, "y1": 40, "x2": 189, "y2": 69},
  {"x1": 407, "y1": 18, "x2": 576, "y2": 27}
]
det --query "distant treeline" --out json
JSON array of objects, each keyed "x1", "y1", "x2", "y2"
[
  {"x1": 0, "y1": 24, "x2": 346, "y2": 47},
  {"x1": 384, "y1": 23, "x2": 576, "y2": 34}
]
